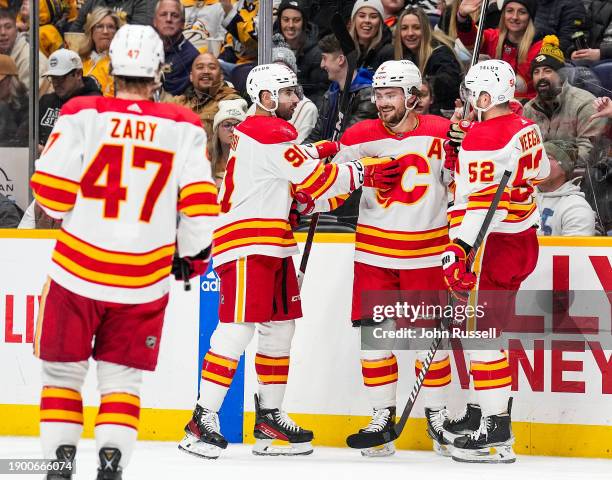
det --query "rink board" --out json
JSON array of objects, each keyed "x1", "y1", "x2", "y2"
[{"x1": 1, "y1": 231, "x2": 611, "y2": 458}]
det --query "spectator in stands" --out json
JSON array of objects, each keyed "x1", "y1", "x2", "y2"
[
  {"x1": 274, "y1": 0, "x2": 328, "y2": 108},
  {"x1": 537, "y1": 140, "x2": 596, "y2": 236},
  {"x1": 79, "y1": 7, "x2": 120, "y2": 97},
  {"x1": 0, "y1": 192, "x2": 22, "y2": 227},
  {"x1": 394, "y1": 6, "x2": 462, "y2": 114},
  {"x1": 309, "y1": 0, "x2": 354, "y2": 37},
  {"x1": 247, "y1": 36, "x2": 318, "y2": 142},
  {"x1": 571, "y1": 0, "x2": 612, "y2": 63},
  {"x1": 0, "y1": 54, "x2": 27, "y2": 147},
  {"x1": 208, "y1": 98, "x2": 247, "y2": 186},
  {"x1": 455, "y1": 0, "x2": 543, "y2": 101},
  {"x1": 0, "y1": 9, "x2": 50, "y2": 93},
  {"x1": 39, "y1": 49, "x2": 101, "y2": 149},
  {"x1": 349, "y1": 0, "x2": 394, "y2": 72},
  {"x1": 70, "y1": 0, "x2": 150, "y2": 32},
  {"x1": 523, "y1": 36, "x2": 606, "y2": 167},
  {"x1": 591, "y1": 96, "x2": 612, "y2": 120},
  {"x1": 154, "y1": 0, "x2": 199, "y2": 95},
  {"x1": 534, "y1": 0, "x2": 587, "y2": 56},
  {"x1": 306, "y1": 33, "x2": 377, "y2": 143},
  {"x1": 381, "y1": 0, "x2": 404, "y2": 31},
  {"x1": 168, "y1": 51, "x2": 241, "y2": 137},
  {"x1": 406, "y1": 0, "x2": 443, "y2": 26},
  {"x1": 438, "y1": 0, "x2": 500, "y2": 40},
  {"x1": 415, "y1": 77, "x2": 433, "y2": 114},
  {"x1": 183, "y1": 0, "x2": 226, "y2": 39},
  {"x1": 218, "y1": 0, "x2": 258, "y2": 95}
]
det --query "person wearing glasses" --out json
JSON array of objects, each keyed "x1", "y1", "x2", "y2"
[
  {"x1": 79, "y1": 7, "x2": 121, "y2": 97},
  {"x1": 208, "y1": 98, "x2": 247, "y2": 186}
]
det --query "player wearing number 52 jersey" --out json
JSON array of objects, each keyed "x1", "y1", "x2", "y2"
[
  {"x1": 324, "y1": 60, "x2": 454, "y2": 458},
  {"x1": 179, "y1": 63, "x2": 398, "y2": 460},
  {"x1": 441, "y1": 60, "x2": 550, "y2": 464},
  {"x1": 31, "y1": 26, "x2": 219, "y2": 479}
]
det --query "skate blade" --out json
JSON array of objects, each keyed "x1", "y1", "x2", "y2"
[
  {"x1": 178, "y1": 434, "x2": 223, "y2": 460},
  {"x1": 252, "y1": 439, "x2": 313, "y2": 456},
  {"x1": 360, "y1": 442, "x2": 395, "y2": 457},
  {"x1": 452, "y1": 445, "x2": 516, "y2": 464},
  {"x1": 433, "y1": 440, "x2": 453, "y2": 457}
]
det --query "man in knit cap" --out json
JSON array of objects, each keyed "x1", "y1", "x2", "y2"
[
  {"x1": 523, "y1": 35, "x2": 606, "y2": 168},
  {"x1": 537, "y1": 140, "x2": 596, "y2": 236}
]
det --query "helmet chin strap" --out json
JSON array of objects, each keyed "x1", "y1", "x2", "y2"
[
  {"x1": 381, "y1": 95, "x2": 419, "y2": 130},
  {"x1": 256, "y1": 96, "x2": 278, "y2": 113}
]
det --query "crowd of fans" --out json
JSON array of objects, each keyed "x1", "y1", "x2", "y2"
[{"x1": 0, "y1": 0, "x2": 609, "y2": 234}]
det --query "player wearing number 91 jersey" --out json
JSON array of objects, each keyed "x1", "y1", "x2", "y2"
[
  {"x1": 441, "y1": 60, "x2": 550, "y2": 464},
  {"x1": 30, "y1": 25, "x2": 218, "y2": 479}
]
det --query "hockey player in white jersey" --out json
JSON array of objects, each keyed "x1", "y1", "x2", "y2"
[
  {"x1": 441, "y1": 60, "x2": 550, "y2": 463},
  {"x1": 178, "y1": 63, "x2": 402, "y2": 460},
  {"x1": 312, "y1": 60, "x2": 454, "y2": 457},
  {"x1": 31, "y1": 25, "x2": 219, "y2": 479}
]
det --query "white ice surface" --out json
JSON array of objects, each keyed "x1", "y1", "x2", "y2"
[{"x1": 1, "y1": 437, "x2": 611, "y2": 480}]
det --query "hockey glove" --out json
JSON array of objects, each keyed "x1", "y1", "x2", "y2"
[
  {"x1": 363, "y1": 158, "x2": 402, "y2": 190},
  {"x1": 172, "y1": 247, "x2": 211, "y2": 281},
  {"x1": 443, "y1": 140, "x2": 459, "y2": 172},
  {"x1": 311, "y1": 140, "x2": 341, "y2": 159},
  {"x1": 447, "y1": 120, "x2": 473, "y2": 147},
  {"x1": 441, "y1": 242, "x2": 476, "y2": 301}
]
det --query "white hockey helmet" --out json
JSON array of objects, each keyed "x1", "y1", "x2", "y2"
[
  {"x1": 246, "y1": 63, "x2": 298, "y2": 112},
  {"x1": 371, "y1": 60, "x2": 422, "y2": 107},
  {"x1": 109, "y1": 25, "x2": 164, "y2": 79},
  {"x1": 462, "y1": 59, "x2": 516, "y2": 119}
]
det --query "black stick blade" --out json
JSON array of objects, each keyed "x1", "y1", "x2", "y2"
[
  {"x1": 346, "y1": 429, "x2": 398, "y2": 449},
  {"x1": 330, "y1": 13, "x2": 356, "y2": 57}
]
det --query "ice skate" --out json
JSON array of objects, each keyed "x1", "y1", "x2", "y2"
[
  {"x1": 443, "y1": 403, "x2": 482, "y2": 441},
  {"x1": 178, "y1": 404, "x2": 228, "y2": 460},
  {"x1": 46, "y1": 444, "x2": 76, "y2": 480},
  {"x1": 356, "y1": 407, "x2": 396, "y2": 457},
  {"x1": 252, "y1": 394, "x2": 314, "y2": 456},
  {"x1": 425, "y1": 407, "x2": 453, "y2": 457},
  {"x1": 97, "y1": 447, "x2": 122, "y2": 480},
  {"x1": 452, "y1": 413, "x2": 516, "y2": 464}
]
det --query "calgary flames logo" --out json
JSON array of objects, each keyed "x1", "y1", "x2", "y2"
[{"x1": 374, "y1": 153, "x2": 431, "y2": 208}]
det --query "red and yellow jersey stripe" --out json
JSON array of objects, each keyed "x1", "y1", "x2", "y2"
[
  {"x1": 355, "y1": 224, "x2": 449, "y2": 260},
  {"x1": 52, "y1": 229, "x2": 175, "y2": 289},
  {"x1": 30, "y1": 171, "x2": 79, "y2": 214},
  {"x1": 212, "y1": 218, "x2": 297, "y2": 257},
  {"x1": 178, "y1": 181, "x2": 219, "y2": 217}
]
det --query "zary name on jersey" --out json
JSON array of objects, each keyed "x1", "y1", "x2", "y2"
[
  {"x1": 110, "y1": 118, "x2": 158, "y2": 142},
  {"x1": 518, "y1": 128, "x2": 541, "y2": 152}
]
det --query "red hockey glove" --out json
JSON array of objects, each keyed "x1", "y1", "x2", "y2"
[
  {"x1": 289, "y1": 199, "x2": 300, "y2": 229},
  {"x1": 441, "y1": 242, "x2": 476, "y2": 300},
  {"x1": 290, "y1": 190, "x2": 315, "y2": 229},
  {"x1": 443, "y1": 140, "x2": 459, "y2": 172},
  {"x1": 312, "y1": 140, "x2": 341, "y2": 159},
  {"x1": 363, "y1": 158, "x2": 402, "y2": 190},
  {"x1": 172, "y1": 247, "x2": 211, "y2": 281},
  {"x1": 448, "y1": 120, "x2": 473, "y2": 147}
]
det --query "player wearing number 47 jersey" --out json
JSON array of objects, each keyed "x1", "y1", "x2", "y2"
[
  {"x1": 441, "y1": 60, "x2": 550, "y2": 464},
  {"x1": 30, "y1": 26, "x2": 219, "y2": 480},
  {"x1": 178, "y1": 63, "x2": 400, "y2": 460}
]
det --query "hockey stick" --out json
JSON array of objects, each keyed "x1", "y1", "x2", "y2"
[
  {"x1": 297, "y1": 13, "x2": 357, "y2": 290},
  {"x1": 346, "y1": 168, "x2": 513, "y2": 450},
  {"x1": 461, "y1": 0, "x2": 491, "y2": 118}
]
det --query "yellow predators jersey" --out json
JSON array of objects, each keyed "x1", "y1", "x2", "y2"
[
  {"x1": 449, "y1": 113, "x2": 550, "y2": 245},
  {"x1": 31, "y1": 97, "x2": 219, "y2": 303},
  {"x1": 335, "y1": 115, "x2": 451, "y2": 270}
]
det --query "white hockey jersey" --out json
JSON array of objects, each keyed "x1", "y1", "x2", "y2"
[
  {"x1": 31, "y1": 97, "x2": 219, "y2": 304},
  {"x1": 212, "y1": 115, "x2": 363, "y2": 267},
  {"x1": 333, "y1": 115, "x2": 451, "y2": 269},
  {"x1": 449, "y1": 113, "x2": 550, "y2": 245}
]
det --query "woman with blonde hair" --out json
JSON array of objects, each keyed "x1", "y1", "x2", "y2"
[
  {"x1": 349, "y1": 0, "x2": 394, "y2": 72},
  {"x1": 79, "y1": 7, "x2": 121, "y2": 97},
  {"x1": 208, "y1": 98, "x2": 247, "y2": 187},
  {"x1": 394, "y1": 6, "x2": 462, "y2": 113},
  {"x1": 455, "y1": 0, "x2": 543, "y2": 100}
]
